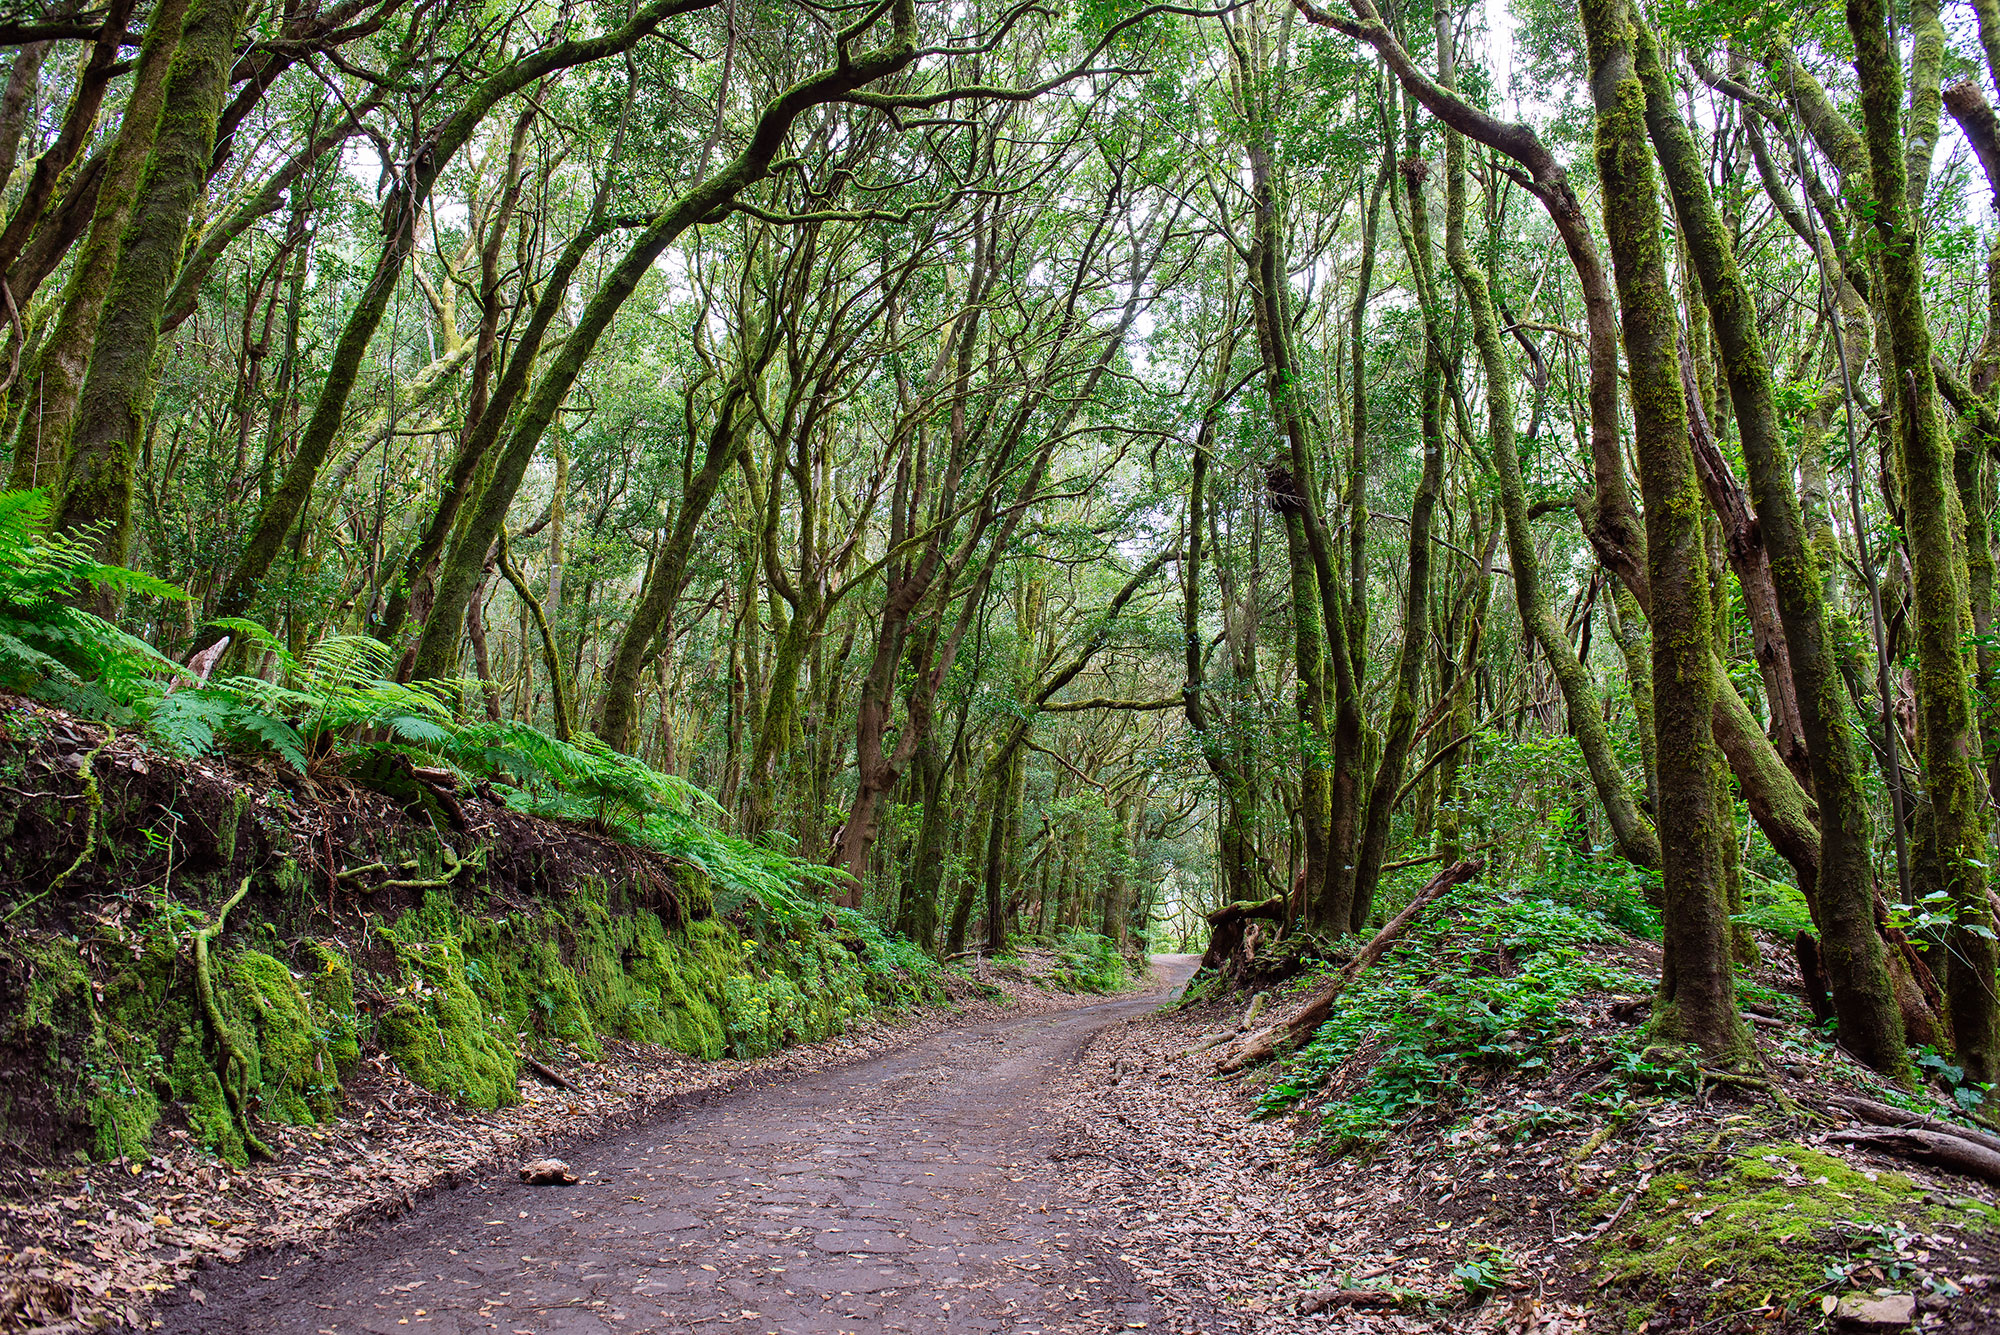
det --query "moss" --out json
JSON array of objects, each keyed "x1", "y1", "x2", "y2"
[
  {"x1": 87, "y1": 943, "x2": 177, "y2": 1162},
  {"x1": 215, "y1": 788, "x2": 249, "y2": 866},
  {"x1": 20, "y1": 936, "x2": 91, "y2": 1033},
  {"x1": 677, "y1": 865, "x2": 713, "y2": 920},
  {"x1": 10, "y1": 838, "x2": 931, "y2": 1164},
  {"x1": 220, "y1": 949, "x2": 340, "y2": 1123},
  {"x1": 379, "y1": 884, "x2": 880, "y2": 1067},
  {"x1": 1598, "y1": 1142, "x2": 1999, "y2": 1322},
  {"x1": 169, "y1": 1026, "x2": 243, "y2": 1163},
  {"x1": 304, "y1": 942, "x2": 360, "y2": 1074},
  {"x1": 376, "y1": 936, "x2": 518, "y2": 1110}
]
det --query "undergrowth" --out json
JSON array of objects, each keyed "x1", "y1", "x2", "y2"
[
  {"x1": 1255, "y1": 882, "x2": 1647, "y2": 1143},
  {"x1": 1051, "y1": 929, "x2": 1127, "y2": 992},
  {"x1": 0, "y1": 488, "x2": 845, "y2": 930}
]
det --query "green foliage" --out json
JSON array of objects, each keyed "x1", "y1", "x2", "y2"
[
  {"x1": 1914, "y1": 1047, "x2": 1991, "y2": 1114},
  {"x1": 1254, "y1": 885, "x2": 1641, "y2": 1143},
  {"x1": 831, "y1": 906, "x2": 945, "y2": 1008},
  {"x1": 1450, "y1": 1249, "x2": 1515, "y2": 1300},
  {"x1": 144, "y1": 618, "x2": 449, "y2": 771},
  {"x1": 0, "y1": 490, "x2": 187, "y2": 716},
  {"x1": 1522, "y1": 822, "x2": 1662, "y2": 940},
  {"x1": 1731, "y1": 829, "x2": 1818, "y2": 938},
  {"x1": 1051, "y1": 929, "x2": 1127, "y2": 993}
]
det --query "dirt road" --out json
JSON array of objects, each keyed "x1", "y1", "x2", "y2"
[{"x1": 159, "y1": 956, "x2": 1201, "y2": 1335}]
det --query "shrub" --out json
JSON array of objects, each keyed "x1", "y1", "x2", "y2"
[{"x1": 1053, "y1": 929, "x2": 1126, "y2": 993}]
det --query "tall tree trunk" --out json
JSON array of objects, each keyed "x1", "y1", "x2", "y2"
[
  {"x1": 1634, "y1": 16, "x2": 1912, "y2": 1080},
  {"x1": 1849, "y1": 0, "x2": 1999, "y2": 1083},
  {"x1": 1183, "y1": 328, "x2": 1259, "y2": 909},
  {"x1": 1581, "y1": 0, "x2": 1749, "y2": 1062},
  {"x1": 1434, "y1": 92, "x2": 1661, "y2": 874},
  {"x1": 597, "y1": 350, "x2": 772, "y2": 748},
  {"x1": 1351, "y1": 40, "x2": 1448, "y2": 933},
  {"x1": 6, "y1": 0, "x2": 187, "y2": 493},
  {"x1": 53, "y1": 0, "x2": 251, "y2": 584}
]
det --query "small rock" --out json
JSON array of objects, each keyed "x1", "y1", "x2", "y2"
[
  {"x1": 519, "y1": 1158, "x2": 578, "y2": 1185},
  {"x1": 1832, "y1": 1293, "x2": 1914, "y2": 1331}
]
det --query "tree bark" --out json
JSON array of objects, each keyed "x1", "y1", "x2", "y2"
[
  {"x1": 1635, "y1": 18, "x2": 1913, "y2": 1080},
  {"x1": 1581, "y1": 0, "x2": 1749, "y2": 1063},
  {"x1": 1849, "y1": 0, "x2": 1999, "y2": 1084},
  {"x1": 53, "y1": 0, "x2": 250, "y2": 584},
  {"x1": 6, "y1": 0, "x2": 187, "y2": 492}
]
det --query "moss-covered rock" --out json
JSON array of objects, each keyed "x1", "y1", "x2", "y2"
[
  {"x1": 1598, "y1": 1141, "x2": 2000, "y2": 1323},
  {"x1": 8, "y1": 931, "x2": 361, "y2": 1166}
]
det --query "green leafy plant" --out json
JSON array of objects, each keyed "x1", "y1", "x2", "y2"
[
  {"x1": 143, "y1": 618, "x2": 450, "y2": 770},
  {"x1": 0, "y1": 489, "x2": 188, "y2": 715},
  {"x1": 1256, "y1": 887, "x2": 1640, "y2": 1142},
  {"x1": 1916, "y1": 1047, "x2": 1991, "y2": 1113},
  {"x1": 1451, "y1": 1249, "x2": 1515, "y2": 1300},
  {"x1": 1052, "y1": 929, "x2": 1127, "y2": 993}
]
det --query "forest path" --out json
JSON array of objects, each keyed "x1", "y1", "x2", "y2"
[{"x1": 163, "y1": 955, "x2": 1202, "y2": 1335}]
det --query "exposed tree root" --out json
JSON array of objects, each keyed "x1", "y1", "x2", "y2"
[
  {"x1": 335, "y1": 845, "x2": 478, "y2": 892},
  {"x1": 191, "y1": 875, "x2": 275, "y2": 1161},
  {"x1": 46, "y1": 729, "x2": 113, "y2": 893},
  {"x1": 1828, "y1": 1126, "x2": 2000, "y2": 1187},
  {"x1": 1831, "y1": 1094, "x2": 2000, "y2": 1156}
]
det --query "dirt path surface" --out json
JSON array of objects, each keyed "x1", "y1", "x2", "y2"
[{"x1": 157, "y1": 957, "x2": 1201, "y2": 1335}]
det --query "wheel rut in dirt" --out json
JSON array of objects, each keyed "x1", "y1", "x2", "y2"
[{"x1": 160, "y1": 957, "x2": 1200, "y2": 1335}]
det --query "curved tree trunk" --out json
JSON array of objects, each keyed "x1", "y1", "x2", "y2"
[
  {"x1": 1633, "y1": 16, "x2": 1912, "y2": 1081},
  {"x1": 1849, "y1": 0, "x2": 1999, "y2": 1084},
  {"x1": 1580, "y1": 0, "x2": 1749, "y2": 1064},
  {"x1": 53, "y1": 0, "x2": 252, "y2": 586}
]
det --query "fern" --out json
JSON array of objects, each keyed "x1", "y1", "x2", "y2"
[
  {"x1": 176, "y1": 617, "x2": 451, "y2": 770},
  {"x1": 0, "y1": 489, "x2": 188, "y2": 716},
  {"x1": 0, "y1": 509, "x2": 843, "y2": 925}
]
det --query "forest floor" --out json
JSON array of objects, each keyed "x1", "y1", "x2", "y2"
[
  {"x1": 1054, "y1": 939, "x2": 2000, "y2": 1335},
  {"x1": 1, "y1": 952, "x2": 1163, "y2": 1334},
  {"x1": 14, "y1": 922, "x2": 2000, "y2": 1335}
]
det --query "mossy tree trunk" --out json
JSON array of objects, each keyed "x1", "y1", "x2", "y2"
[
  {"x1": 1848, "y1": 0, "x2": 1999, "y2": 1084},
  {"x1": 1183, "y1": 356, "x2": 1260, "y2": 912},
  {"x1": 1633, "y1": 17, "x2": 1911, "y2": 1081},
  {"x1": 52, "y1": 0, "x2": 251, "y2": 587},
  {"x1": 1307, "y1": 0, "x2": 1659, "y2": 875},
  {"x1": 1580, "y1": 0, "x2": 1749, "y2": 1063},
  {"x1": 1232, "y1": 9, "x2": 1365, "y2": 931},
  {"x1": 597, "y1": 329, "x2": 777, "y2": 751},
  {"x1": 4, "y1": 0, "x2": 168, "y2": 495}
]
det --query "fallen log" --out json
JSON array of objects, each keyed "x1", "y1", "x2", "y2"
[
  {"x1": 1214, "y1": 859, "x2": 1484, "y2": 1074},
  {"x1": 1827, "y1": 1127, "x2": 2000, "y2": 1187},
  {"x1": 1831, "y1": 1094, "x2": 2000, "y2": 1157},
  {"x1": 1295, "y1": 1288, "x2": 1398, "y2": 1314}
]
